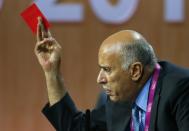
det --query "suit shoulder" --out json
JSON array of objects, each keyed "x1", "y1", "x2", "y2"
[{"x1": 159, "y1": 61, "x2": 189, "y2": 79}]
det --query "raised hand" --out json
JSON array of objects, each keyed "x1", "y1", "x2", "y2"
[
  {"x1": 35, "y1": 17, "x2": 62, "y2": 74},
  {"x1": 35, "y1": 17, "x2": 66, "y2": 105}
]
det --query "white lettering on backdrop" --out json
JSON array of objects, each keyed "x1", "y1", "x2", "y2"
[
  {"x1": 0, "y1": 0, "x2": 179, "y2": 23},
  {"x1": 164, "y1": 0, "x2": 184, "y2": 22},
  {"x1": 34, "y1": 0, "x2": 84, "y2": 22},
  {"x1": 89, "y1": 0, "x2": 140, "y2": 24},
  {"x1": 0, "y1": 0, "x2": 3, "y2": 11}
]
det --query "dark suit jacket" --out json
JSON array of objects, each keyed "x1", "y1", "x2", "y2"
[{"x1": 42, "y1": 61, "x2": 189, "y2": 131}]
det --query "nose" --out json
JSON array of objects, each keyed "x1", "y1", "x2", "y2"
[{"x1": 97, "y1": 70, "x2": 107, "y2": 84}]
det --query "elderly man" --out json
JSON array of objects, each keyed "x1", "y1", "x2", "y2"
[{"x1": 35, "y1": 18, "x2": 189, "y2": 131}]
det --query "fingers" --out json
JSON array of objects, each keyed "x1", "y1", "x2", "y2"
[
  {"x1": 37, "y1": 17, "x2": 42, "y2": 42},
  {"x1": 37, "y1": 17, "x2": 50, "y2": 42},
  {"x1": 41, "y1": 25, "x2": 48, "y2": 39},
  {"x1": 47, "y1": 30, "x2": 52, "y2": 38}
]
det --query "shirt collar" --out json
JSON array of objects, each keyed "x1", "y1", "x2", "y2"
[{"x1": 135, "y1": 76, "x2": 152, "y2": 112}]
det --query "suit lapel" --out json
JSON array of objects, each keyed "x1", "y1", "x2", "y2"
[{"x1": 149, "y1": 66, "x2": 165, "y2": 131}]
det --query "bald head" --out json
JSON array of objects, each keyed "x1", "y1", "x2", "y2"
[
  {"x1": 99, "y1": 30, "x2": 157, "y2": 70},
  {"x1": 102, "y1": 30, "x2": 143, "y2": 47}
]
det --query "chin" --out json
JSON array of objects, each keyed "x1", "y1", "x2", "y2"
[{"x1": 110, "y1": 96, "x2": 118, "y2": 102}]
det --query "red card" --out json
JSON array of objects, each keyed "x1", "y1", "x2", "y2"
[{"x1": 20, "y1": 3, "x2": 50, "y2": 34}]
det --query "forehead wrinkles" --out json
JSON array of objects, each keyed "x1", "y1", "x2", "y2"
[{"x1": 99, "y1": 42, "x2": 122, "y2": 56}]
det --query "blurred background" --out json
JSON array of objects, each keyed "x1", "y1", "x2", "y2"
[{"x1": 0, "y1": 0, "x2": 189, "y2": 130}]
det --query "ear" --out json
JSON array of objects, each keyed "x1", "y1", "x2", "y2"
[{"x1": 129, "y1": 62, "x2": 143, "y2": 81}]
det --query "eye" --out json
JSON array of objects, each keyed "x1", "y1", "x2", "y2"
[{"x1": 103, "y1": 67, "x2": 111, "y2": 73}]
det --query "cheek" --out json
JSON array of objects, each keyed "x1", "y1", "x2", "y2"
[
  {"x1": 108, "y1": 75, "x2": 123, "y2": 92},
  {"x1": 114, "y1": 75, "x2": 129, "y2": 94}
]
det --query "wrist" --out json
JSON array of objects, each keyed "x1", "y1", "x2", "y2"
[
  {"x1": 44, "y1": 70, "x2": 61, "y2": 77},
  {"x1": 44, "y1": 71, "x2": 62, "y2": 85}
]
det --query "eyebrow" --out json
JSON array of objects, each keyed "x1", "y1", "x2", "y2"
[
  {"x1": 98, "y1": 64, "x2": 112, "y2": 69},
  {"x1": 98, "y1": 64, "x2": 107, "y2": 68}
]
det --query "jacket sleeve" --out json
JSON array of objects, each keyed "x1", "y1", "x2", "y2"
[{"x1": 42, "y1": 93, "x2": 86, "y2": 131}]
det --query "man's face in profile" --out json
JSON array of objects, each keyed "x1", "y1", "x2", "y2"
[{"x1": 97, "y1": 44, "x2": 133, "y2": 102}]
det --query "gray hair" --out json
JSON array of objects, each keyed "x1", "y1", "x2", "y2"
[{"x1": 120, "y1": 39, "x2": 157, "y2": 71}]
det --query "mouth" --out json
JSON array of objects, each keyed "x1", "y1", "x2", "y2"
[{"x1": 104, "y1": 89, "x2": 114, "y2": 96}]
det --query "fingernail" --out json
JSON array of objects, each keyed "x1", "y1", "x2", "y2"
[
  {"x1": 37, "y1": 17, "x2": 42, "y2": 24},
  {"x1": 38, "y1": 16, "x2": 41, "y2": 20}
]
